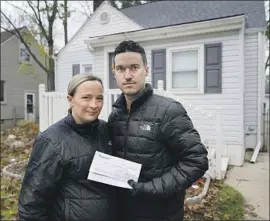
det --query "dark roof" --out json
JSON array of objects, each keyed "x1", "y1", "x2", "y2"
[
  {"x1": 1, "y1": 30, "x2": 14, "y2": 43},
  {"x1": 1, "y1": 27, "x2": 24, "y2": 43},
  {"x1": 120, "y1": 1, "x2": 266, "y2": 29}
]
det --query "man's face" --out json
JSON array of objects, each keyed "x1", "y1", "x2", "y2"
[{"x1": 114, "y1": 52, "x2": 148, "y2": 96}]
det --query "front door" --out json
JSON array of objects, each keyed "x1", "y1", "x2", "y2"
[
  {"x1": 109, "y1": 52, "x2": 118, "y2": 89},
  {"x1": 24, "y1": 93, "x2": 36, "y2": 121}
]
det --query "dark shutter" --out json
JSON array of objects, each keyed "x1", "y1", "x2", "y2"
[
  {"x1": 109, "y1": 53, "x2": 117, "y2": 89},
  {"x1": 72, "y1": 64, "x2": 80, "y2": 76},
  {"x1": 0, "y1": 81, "x2": 4, "y2": 102},
  {"x1": 204, "y1": 43, "x2": 222, "y2": 93},
  {"x1": 151, "y1": 49, "x2": 166, "y2": 89}
]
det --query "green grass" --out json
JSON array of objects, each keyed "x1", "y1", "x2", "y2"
[
  {"x1": 1, "y1": 177, "x2": 21, "y2": 220},
  {"x1": 215, "y1": 182, "x2": 245, "y2": 220}
]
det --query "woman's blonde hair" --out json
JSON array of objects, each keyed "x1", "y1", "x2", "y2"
[{"x1": 67, "y1": 74, "x2": 103, "y2": 96}]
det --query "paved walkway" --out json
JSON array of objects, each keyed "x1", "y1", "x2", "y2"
[{"x1": 225, "y1": 152, "x2": 269, "y2": 220}]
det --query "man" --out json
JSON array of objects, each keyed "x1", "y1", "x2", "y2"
[{"x1": 108, "y1": 40, "x2": 209, "y2": 221}]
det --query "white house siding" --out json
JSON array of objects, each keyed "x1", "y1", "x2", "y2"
[
  {"x1": 96, "y1": 30, "x2": 244, "y2": 165},
  {"x1": 243, "y1": 32, "x2": 258, "y2": 149},
  {"x1": 55, "y1": 3, "x2": 142, "y2": 92}
]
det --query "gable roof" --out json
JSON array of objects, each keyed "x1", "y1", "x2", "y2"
[
  {"x1": 56, "y1": 0, "x2": 142, "y2": 57},
  {"x1": 121, "y1": 1, "x2": 266, "y2": 29},
  {"x1": 1, "y1": 27, "x2": 25, "y2": 43},
  {"x1": 1, "y1": 30, "x2": 14, "y2": 43}
]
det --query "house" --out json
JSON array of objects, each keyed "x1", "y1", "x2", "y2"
[
  {"x1": 264, "y1": 75, "x2": 269, "y2": 111},
  {"x1": 1, "y1": 27, "x2": 47, "y2": 129},
  {"x1": 54, "y1": 1, "x2": 266, "y2": 166}
]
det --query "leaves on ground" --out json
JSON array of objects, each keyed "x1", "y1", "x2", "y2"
[{"x1": 1, "y1": 121, "x2": 38, "y2": 220}]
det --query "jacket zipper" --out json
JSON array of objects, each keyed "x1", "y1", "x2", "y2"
[{"x1": 123, "y1": 112, "x2": 131, "y2": 159}]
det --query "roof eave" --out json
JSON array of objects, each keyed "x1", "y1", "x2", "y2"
[{"x1": 85, "y1": 15, "x2": 246, "y2": 48}]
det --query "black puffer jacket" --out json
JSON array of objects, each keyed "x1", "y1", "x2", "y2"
[
  {"x1": 108, "y1": 84, "x2": 209, "y2": 221},
  {"x1": 18, "y1": 112, "x2": 115, "y2": 221}
]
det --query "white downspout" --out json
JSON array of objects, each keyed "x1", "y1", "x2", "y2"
[
  {"x1": 250, "y1": 31, "x2": 264, "y2": 163},
  {"x1": 185, "y1": 174, "x2": 211, "y2": 205},
  {"x1": 239, "y1": 21, "x2": 245, "y2": 165}
]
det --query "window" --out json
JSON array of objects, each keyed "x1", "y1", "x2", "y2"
[
  {"x1": 20, "y1": 42, "x2": 30, "y2": 62},
  {"x1": 0, "y1": 81, "x2": 5, "y2": 103},
  {"x1": 172, "y1": 50, "x2": 198, "y2": 89},
  {"x1": 72, "y1": 64, "x2": 80, "y2": 76},
  {"x1": 169, "y1": 45, "x2": 204, "y2": 93},
  {"x1": 83, "y1": 64, "x2": 93, "y2": 75}
]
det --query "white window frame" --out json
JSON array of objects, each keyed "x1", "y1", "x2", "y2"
[
  {"x1": 0, "y1": 80, "x2": 7, "y2": 105},
  {"x1": 167, "y1": 44, "x2": 204, "y2": 94},
  {"x1": 82, "y1": 64, "x2": 93, "y2": 75}
]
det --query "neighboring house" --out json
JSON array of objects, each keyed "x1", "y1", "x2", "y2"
[
  {"x1": 55, "y1": 1, "x2": 266, "y2": 166},
  {"x1": 1, "y1": 27, "x2": 47, "y2": 129}
]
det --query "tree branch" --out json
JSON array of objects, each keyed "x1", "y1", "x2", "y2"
[
  {"x1": 5, "y1": 2, "x2": 39, "y2": 27},
  {"x1": 44, "y1": 0, "x2": 51, "y2": 23},
  {"x1": 1, "y1": 10, "x2": 48, "y2": 74},
  {"x1": 26, "y1": 0, "x2": 49, "y2": 41},
  {"x1": 48, "y1": 0, "x2": 58, "y2": 43}
]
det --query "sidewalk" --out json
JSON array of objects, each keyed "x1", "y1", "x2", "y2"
[{"x1": 225, "y1": 152, "x2": 269, "y2": 220}]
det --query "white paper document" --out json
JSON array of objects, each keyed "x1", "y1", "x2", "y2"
[{"x1": 87, "y1": 151, "x2": 142, "y2": 189}]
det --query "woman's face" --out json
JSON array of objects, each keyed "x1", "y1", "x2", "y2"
[{"x1": 67, "y1": 80, "x2": 104, "y2": 124}]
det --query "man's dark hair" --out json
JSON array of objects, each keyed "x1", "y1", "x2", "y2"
[{"x1": 113, "y1": 40, "x2": 147, "y2": 65}]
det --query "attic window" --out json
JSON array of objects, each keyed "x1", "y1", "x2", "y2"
[
  {"x1": 100, "y1": 11, "x2": 110, "y2": 24},
  {"x1": 20, "y1": 41, "x2": 30, "y2": 62}
]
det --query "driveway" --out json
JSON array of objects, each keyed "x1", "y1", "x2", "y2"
[{"x1": 225, "y1": 152, "x2": 269, "y2": 220}]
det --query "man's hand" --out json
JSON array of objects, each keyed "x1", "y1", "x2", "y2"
[
  {"x1": 127, "y1": 179, "x2": 144, "y2": 196},
  {"x1": 128, "y1": 179, "x2": 168, "y2": 198}
]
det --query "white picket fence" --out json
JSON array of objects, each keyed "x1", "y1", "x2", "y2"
[{"x1": 38, "y1": 81, "x2": 229, "y2": 180}]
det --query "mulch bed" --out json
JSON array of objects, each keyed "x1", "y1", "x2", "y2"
[{"x1": 184, "y1": 178, "x2": 220, "y2": 220}]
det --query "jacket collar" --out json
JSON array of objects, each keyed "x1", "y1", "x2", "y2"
[
  {"x1": 113, "y1": 83, "x2": 153, "y2": 111},
  {"x1": 65, "y1": 111, "x2": 100, "y2": 136}
]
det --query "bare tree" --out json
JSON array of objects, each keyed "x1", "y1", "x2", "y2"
[
  {"x1": 1, "y1": 1, "x2": 58, "y2": 91},
  {"x1": 58, "y1": 0, "x2": 73, "y2": 45},
  {"x1": 78, "y1": 0, "x2": 94, "y2": 17}
]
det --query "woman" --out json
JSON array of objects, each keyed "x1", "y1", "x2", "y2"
[{"x1": 18, "y1": 74, "x2": 115, "y2": 221}]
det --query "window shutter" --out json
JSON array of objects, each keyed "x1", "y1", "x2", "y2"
[
  {"x1": 72, "y1": 64, "x2": 80, "y2": 76},
  {"x1": 151, "y1": 49, "x2": 166, "y2": 89},
  {"x1": 204, "y1": 43, "x2": 222, "y2": 93}
]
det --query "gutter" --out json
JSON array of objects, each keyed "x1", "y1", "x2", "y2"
[
  {"x1": 185, "y1": 174, "x2": 211, "y2": 205},
  {"x1": 85, "y1": 15, "x2": 245, "y2": 48},
  {"x1": 250, "y1": 141, "x2": 262, "y2": 163},
  {"x1": 250, "y1": 31, "x2": 265, "y2": 163}
]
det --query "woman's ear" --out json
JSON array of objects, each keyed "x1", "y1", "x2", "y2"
[{"x1": 67, "y1": 95, "x2": 73, "y2": 108}]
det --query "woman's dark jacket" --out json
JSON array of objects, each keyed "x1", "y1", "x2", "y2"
[
  {"x1": 108, "y1": 84, "x2": 209, "y2": 221},
  {"x1": 18, "y1": 113, "x2": 115, "y2": 221}
]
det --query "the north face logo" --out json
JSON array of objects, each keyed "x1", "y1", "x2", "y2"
[{"x1": 140, "y1": 124, "x2": 151, "y2": 131}]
